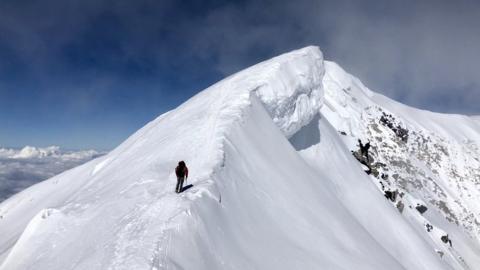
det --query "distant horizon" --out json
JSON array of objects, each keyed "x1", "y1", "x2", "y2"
[{"x1": 0, "y1": 144, "x2": 109, "y2": 152}]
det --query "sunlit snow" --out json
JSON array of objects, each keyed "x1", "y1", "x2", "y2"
[{"x1": 0, "y1": 47, "x2": 479, "y2": 269}]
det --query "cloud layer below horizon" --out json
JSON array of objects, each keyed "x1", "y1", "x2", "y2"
[{"x1": 0, "y1": 146, "x2": 102, "y2": 202}]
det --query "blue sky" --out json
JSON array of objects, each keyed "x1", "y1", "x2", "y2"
[{"x1": 1, "y1": 0, "x2": 479, "y2": 150}]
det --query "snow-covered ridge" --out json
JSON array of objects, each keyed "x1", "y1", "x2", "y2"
[
  {"x1": 0, "y1": 47, "x2": 331, "y2": 269},
  {"x1": 320, "y1": 59, "x2": 480, "y2": 268},
  {"x1": 253, "y1": 47, "x2": 324, "y2": 137},
  {"x1": 0, "y1": 46, "x2": 479, "y2": 269}
]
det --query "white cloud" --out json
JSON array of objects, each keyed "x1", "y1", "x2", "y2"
[{"x1": 0, "y1": 146, "x2": 103, "y2": 202}]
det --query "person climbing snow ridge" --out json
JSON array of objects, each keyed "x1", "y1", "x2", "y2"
[
  {"x1": 175, "y1": 161, "x2": 188, "y2": 193},
  {"x1": 358, "y1": 139, "x2": 371, "y2": 163}
]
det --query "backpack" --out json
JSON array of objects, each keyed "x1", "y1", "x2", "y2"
[{"x1": 176, "y1": 166, "x2": 185, "y2": 177}]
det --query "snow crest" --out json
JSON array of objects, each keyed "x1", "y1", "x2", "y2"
[
  {"x1": 0, "y1": 47, "x2": 329, "y2": 269},
  {"x1": 254, "y1": 47, "x2": 324, "y2": 137},
  {"x1": 0, "y1": 46, "x2": 479, "y2": 270}
]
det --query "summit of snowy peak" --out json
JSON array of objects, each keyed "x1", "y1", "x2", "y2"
[
  {"x1": 0, "y1": 46, "x2": 331, "y2": 270},
  {"x1": 251, "y1": 46, "x2": 325, "y2": 137},
  {"x1": 104, "y1": 45, "x2": 325, "y2": 168}
]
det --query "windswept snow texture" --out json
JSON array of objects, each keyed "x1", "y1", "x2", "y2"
[
  {"x1": 0, "y1": 146, "x2": 102, "y2": 202},
  {"x1": 0, "y1": 46, "x2": 479, "y2": 269}
]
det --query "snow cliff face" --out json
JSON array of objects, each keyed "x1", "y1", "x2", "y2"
[{"x1": 0, "y1": 46, "x2": 479, "y2": 269}]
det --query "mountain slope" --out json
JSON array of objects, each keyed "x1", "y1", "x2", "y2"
[
  {"x1": 0, "y1": 46, "x2": 479, "y2": 269},
  {"x1": 320, "y1": 61, "x2": 480, "y2": 268}
]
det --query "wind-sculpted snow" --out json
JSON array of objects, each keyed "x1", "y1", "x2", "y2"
[
  {"x1": 254, "y1": 49, "x2": 324, "y2": 137},
  {"x1": 0, "y1": 46, "x2": 478, "y2": 269},
  {"x1": 0, "y1": 47, "x2": 336, "y2": 269}
]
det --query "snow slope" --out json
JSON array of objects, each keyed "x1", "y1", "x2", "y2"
[
  {"x1": 0, "y1": 46, "x2": 479, "y2": 269},
  {"x1": 320, "y1": 61, "x2": 480, "y2": 268}
]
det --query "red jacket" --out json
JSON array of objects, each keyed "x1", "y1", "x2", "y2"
[{"x1": 176, "y1": 166, "x2": 188, "y2": 178}]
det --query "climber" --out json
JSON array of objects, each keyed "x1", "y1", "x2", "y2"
[
  {"x1": 358, "y1": 139, "x2": 371, "y2": 162},
  {"x1": 175, "y1": 161, "x2": 189, "y2": 193},
  {"x1": 358, "y1": 139, "x2": 364, "y2": 154}
]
